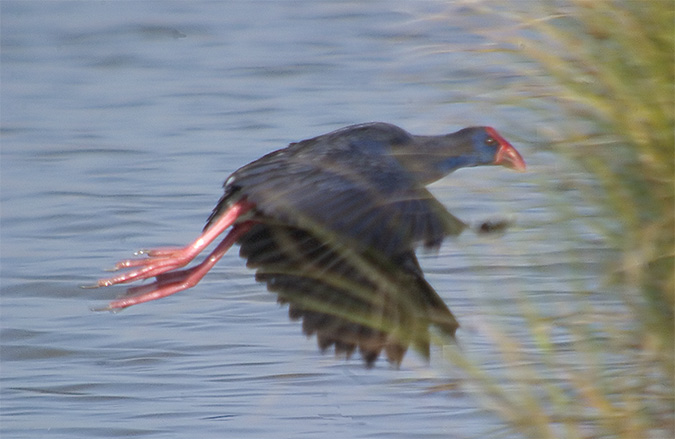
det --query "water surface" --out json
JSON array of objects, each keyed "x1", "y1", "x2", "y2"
[{"x1": 1, "y1": 2, "x2": 613, "y2": 438}]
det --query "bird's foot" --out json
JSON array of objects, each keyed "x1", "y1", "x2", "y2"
[
  {"x1": 91, "y1": 246, "x2": 197, "y2": 287},
  {"x1": 86, "y1": 199, "x2": 256, "y2": 290}
]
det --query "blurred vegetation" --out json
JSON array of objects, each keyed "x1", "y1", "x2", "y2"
[
  {"x1": 510, "y1": 0, "x2": 674, "y2": 336},
  {"x1": 439, "y1": 0, "x2": 673, "y2": 437}
]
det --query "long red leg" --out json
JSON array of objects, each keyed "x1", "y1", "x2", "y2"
[
  {"x1": 91, "y1": 200, "x2": 255, "y2": 288},
  {"x1": 103, "y1": 221, "x2": 254, "y2": 310}
]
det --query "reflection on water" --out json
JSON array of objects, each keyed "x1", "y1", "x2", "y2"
[{"x1": 1, "y1": 1, "x2": 621, "y2": 438}]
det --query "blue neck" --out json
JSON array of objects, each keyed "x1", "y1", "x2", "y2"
[{"x1": 438, "y1": 156, "x2": 477, "y2": 175}]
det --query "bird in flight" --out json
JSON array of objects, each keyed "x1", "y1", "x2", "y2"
[{"x1": 89, "y1": 122, "x2": 525, "y2": 366}]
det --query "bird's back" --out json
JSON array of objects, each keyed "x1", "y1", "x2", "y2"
[{"x1": 207, "y1": 122, "x2": 466, "y2": 255}]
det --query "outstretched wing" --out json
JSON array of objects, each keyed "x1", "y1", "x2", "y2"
[
  {"x1": 208, "y1": 140, "x2": 466, "y2": 255},
  {"x1": 237, "y1": 221, "x2": 459, "y2": 366},
  {"x1": 206, "y1": 131, "x2": 465, "y2": 364}
]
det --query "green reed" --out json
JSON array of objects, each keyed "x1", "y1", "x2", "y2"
[{"x1": 437, "y1": 1, "x2": 674, "y2": 437}]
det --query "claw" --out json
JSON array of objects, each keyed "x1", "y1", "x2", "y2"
[
  {"x1": 113, "y1": 258, "x2": 160, "y2": 270},
  {"x1": 89, "y1": 200, "x2": 256, "y2": 309},
  {"x1": 134, "y1": 247, "x2": 183, "y2": 257},
  {"x1": 93, "y1": 200, "x2": 255, "y2": 288},
  {"x1": 104, "y1": 221, "x2": 254, "y2": 310}
]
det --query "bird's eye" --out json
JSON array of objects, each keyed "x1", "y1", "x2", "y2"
[{"x1": 485, "y1": 137, "x2": 497, "y2": 147}]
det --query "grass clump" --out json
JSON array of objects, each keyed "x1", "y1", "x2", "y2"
[{"x1": 436, "y1": 1, "x2": 673, "y2": 437}]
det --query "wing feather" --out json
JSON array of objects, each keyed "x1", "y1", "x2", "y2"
[
  {"x1": 210, "y1": 143, "x2": 465, "y2": 254},
  {"x1": 238, "y1": 222, "x2": 459, "y2": 366}
]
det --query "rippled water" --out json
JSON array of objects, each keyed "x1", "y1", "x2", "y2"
[{"x1": 1, "y1": 2, "x2": 617, "y2": 438}]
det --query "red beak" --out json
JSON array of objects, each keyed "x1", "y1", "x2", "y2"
[
  {"x1": 486, "y1": 127, "x2": 526, "y2": 171},
  {"x1": 495, "y1": 143, "x2": 526, "y2": 171}
]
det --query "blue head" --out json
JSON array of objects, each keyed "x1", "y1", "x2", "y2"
[{"x1": 393, "y1": 126, "x2": 526, "y2": 185}]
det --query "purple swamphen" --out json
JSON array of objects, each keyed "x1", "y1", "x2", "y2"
[{"x1": 90, "y1": 122, "x2": 526, "y2": 366}]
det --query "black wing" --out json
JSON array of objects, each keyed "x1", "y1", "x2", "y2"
[
  {"x1": 238, "y1": 221, "x2": 459, "y2": 366},
  {"x1": 207, "y1": 129, "x2": 465, "y2": 364},
  {"x1": 208, "y1": 140, "x2": 466, "y2": 255}
]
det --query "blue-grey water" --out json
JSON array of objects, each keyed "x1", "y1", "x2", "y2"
[{"x1": 1, "y1": 2, "x2": 620, "y2": 438}]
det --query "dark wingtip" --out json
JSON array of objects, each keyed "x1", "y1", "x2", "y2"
[{"x1": 475, "y1": 218, "x2": 512, "y2": 234}]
